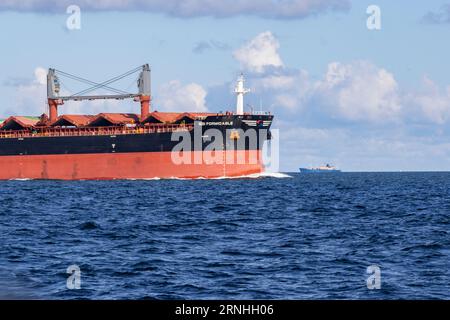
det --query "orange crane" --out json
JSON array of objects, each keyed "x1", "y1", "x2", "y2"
[{"x1": 46, "y1": 64, "x2": 151, "y2": 123}]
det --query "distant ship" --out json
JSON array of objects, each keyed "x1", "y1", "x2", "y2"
[{"x1": 299, "y1": 164, "x2": 341, "y2": 173}]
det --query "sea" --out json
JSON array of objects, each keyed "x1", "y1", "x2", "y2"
[{"x1": 0, "y1": 172, "x2": 449, "y2": 299}]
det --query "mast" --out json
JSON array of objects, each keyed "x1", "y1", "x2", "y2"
[
  {"x1": 234, "y1": 74, "x2": 250, "y2": 115},
  {"x1": 138, "y1": 64, "x2": 151, "y2": 121},
  {"x1": 47, "y1": 68, "x2": 62, "y2": 122}
]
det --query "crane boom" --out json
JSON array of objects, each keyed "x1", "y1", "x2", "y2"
[
  {"x1": 57, "y1": 94, "x2": 140, "y2": 101},
  {"x1": 46, "y1": 64, "x2": 152, "y2": 123}
]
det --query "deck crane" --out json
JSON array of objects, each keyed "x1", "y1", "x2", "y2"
[{"x1": 46, "y1": 64, "x2": 151, "y2": 123}]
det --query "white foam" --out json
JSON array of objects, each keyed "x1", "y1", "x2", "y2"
[
  {"x1": 214, "y1": 172, "x2": 292, "y2": 180},
  {"x1": 126, "y1": 177, "x2": 161, "y2": 181},
  {"x1": 7, "y1": 172, "x2": 292, "y2": 181},
  {"x1": 138, "y1": 172, "x2": 292, "y2": 180},
  {"x1": 251, "y1": 172, "x2": 292, "y2": 179}
]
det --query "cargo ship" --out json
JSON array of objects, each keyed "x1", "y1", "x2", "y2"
[
  {"x1": 299, "y1": 164, "x2": 341, "y2": 173},
  {"x1": 0, "y1": 64, "x2": 273, "y2": 180}
]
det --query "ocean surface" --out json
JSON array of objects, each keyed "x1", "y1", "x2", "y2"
[{"x1": 0, "y1": 172, "x2": 449, "y2": 300}]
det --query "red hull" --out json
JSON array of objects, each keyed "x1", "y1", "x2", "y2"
[{"x1": 0, "y1": 151, "x2": 264, "y2": 180}]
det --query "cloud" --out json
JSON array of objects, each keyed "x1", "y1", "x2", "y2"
[
  {"x1": 0, "y1": 0, "x2": 351, "y2": 19},
  {"x1": 314, "y1": 61, "x2": 401, "y2": 122},
  {"x1": 235, "y1": 59, "x2": 402, "y2": 123},
  {"x1": 2, "y1": 67, "x2": 48, "y2": 117},
  {"x1": 233, "y1": 31, "x2": 284, "y2": 73},
  {"x1": 230, "y1": 32, "x2": 405, "y2": 123},
  {"x1": 3, "y1": 67, "x2": 46, "y2": 88},
  {"x1": 34, "y1": 67, "x2": 47, "y2": 85},
  {"x1": 407, "y1": 77, "x2": 450, "y2": 124},
  {"x1": 226, "y1": 31, "x2": 450, "y2": 129},
  {"x1": 257, "y1": 74, "x2": 297, "y2": 90},
  {"x1": 422, "y1": 4, "x2": 450, "y2": 24},
  {"x1": 154, "y1": 80, "x2": 208, "y2": 112},
  {"x1": 193, "y1": 40, "x2": 230, "y2": 54},
  {"x1": 252, "y1": 69, "x2": 311, "y2": 111}
]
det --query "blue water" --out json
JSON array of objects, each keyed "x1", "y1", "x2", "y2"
[{"x1": 0, "y1": 172, "x2": 449, "y2": 299}]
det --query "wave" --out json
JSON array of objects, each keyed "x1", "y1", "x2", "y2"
[
  {"x1": 250, "y1": 172, "x2": 292, "y2": 179},
  {"x1": 138, "y1": 172, "x2": 292, "y2": 180},
  {"x1": 126, "y1": 177, "x2": 161, "y2": 181},
  {"x1": 7, "y1": 172, "x2": 292, "y2": 181}
]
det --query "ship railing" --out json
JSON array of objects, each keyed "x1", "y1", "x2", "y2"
[{"x1": 0, "y1": 123, "x2": 194, "y2": 139}]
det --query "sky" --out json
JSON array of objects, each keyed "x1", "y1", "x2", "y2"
[{"x1": 0, "y1": 0, "x2": 449, "y2": 172}]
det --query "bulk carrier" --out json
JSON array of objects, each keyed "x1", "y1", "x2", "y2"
[{"x1": 0, "y1": 64, "x2": 273, "y2": 180}]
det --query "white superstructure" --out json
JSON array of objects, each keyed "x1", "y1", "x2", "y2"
[{"x1": 235, "y1": 74, "x2": 250, "y2": 115}]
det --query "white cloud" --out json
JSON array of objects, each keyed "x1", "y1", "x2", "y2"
[
  {"x1": 230, "y1": 32, "x2": 450, "y2": 128},
  {"x1": 0, "y1": 0, "x2": 351, "y2": 19},
  {"x1": 4, "y1": 67, "x2": 48, "y2": 117},
  {"x1": 233, "y1": 33, "x2": 402, "y2": 121},
  {"x1": 409, "y1": 77, "x2": 450, "y2": 124},
  {"x1": 274, "y1": 94, "x2": 299, "y2": 110},
  {"x1": 233, "y1": 31, "x2": 284, "y2": 73},
  {"x1": 250, "y1": 69, "x2": 311, "y2": 110},
  {"x1": 314, "y1": 61, "x2": 402, "y2": 122},
  {"x1": 257, "y1": 74, "x2": 296, "y2": 90},
  {"x1": 34, "y1": 67, "x2": 47, "y2": 85},
  {"x1": 155, "y1": 80, "x2": 208, "y2": 112},
  {"x1": 241, "y1": 59, "x2": 402, "y2": 122}
]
